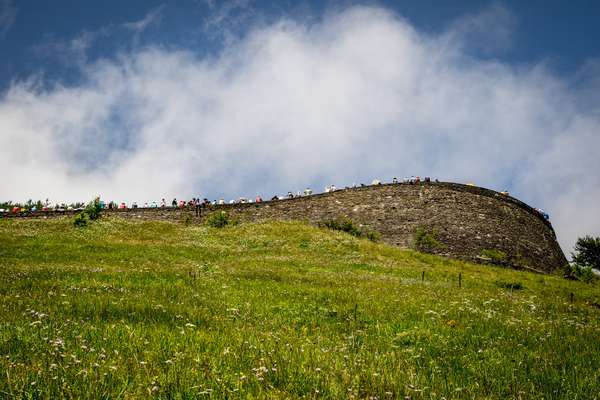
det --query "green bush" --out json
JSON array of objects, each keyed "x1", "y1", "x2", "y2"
[
  {"x1": 85, "y1": 197, "x2": 102, "y2": 220},
  {"x1": 562, "y1": 263, "x2": 596, "y2": 283},
  {"x1": 322, "y1": 218, "x2": 379, "y2": 242},
  {"x1": 72, "y1": 197, "x2": 102, "y2": 227},
  {"x1": 206, "y1": 211, "x2": 230, "y2": 228},
  {"x1": 73, "y1": 212, "x2": 88, "y2": 227},
  {"x1": 414, "y1": 227, "x2": 442, "y2": 252},
  {"x1": 481, "y1": 249, "x2": 507, "y2": 263},
  {"x1": 323, "y1": 218, "x2": 360, "y2": 237},
  {"x1": 364, "y1": 231, "x2": 381, "y2": 242}
]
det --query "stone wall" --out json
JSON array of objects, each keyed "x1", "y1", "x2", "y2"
[{"x1": 2, "y1": 182, "x2": 567, "y2": 273}]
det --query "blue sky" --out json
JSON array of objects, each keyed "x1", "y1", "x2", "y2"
[
  {"x1": 1, "y1": 0, "x2": 600, "y2": 252},
  {"x1": 2, "y1": 0, "x2": 600, "y2": 90}
]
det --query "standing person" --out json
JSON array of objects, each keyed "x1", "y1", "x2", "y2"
[
  {"x1": 195, "y1": 198, "x2": 201, "y2": 217},
  {"x1": 172, "y1": 198, "x2": 177, "y2": 207}
]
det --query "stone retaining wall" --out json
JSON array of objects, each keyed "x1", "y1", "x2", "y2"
[{"x1": 2, "y1": 182, "x2": 567, "y2": 273}]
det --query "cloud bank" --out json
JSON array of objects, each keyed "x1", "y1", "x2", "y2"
[{"x1": 1, "y1": 6, "x2": 599, "y2": 253}]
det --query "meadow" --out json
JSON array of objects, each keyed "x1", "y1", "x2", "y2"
[{"x1": 0, "y1": 217, "x2": 599, "y2": 399}]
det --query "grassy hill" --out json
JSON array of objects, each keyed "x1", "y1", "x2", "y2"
[{"x1": 0, "y1": 218, "x2": 599, "y2": 399}]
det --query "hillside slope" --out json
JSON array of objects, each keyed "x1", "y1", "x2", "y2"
[{"x1": 0, "y1": 218, "x2": 599, "y2": 399}]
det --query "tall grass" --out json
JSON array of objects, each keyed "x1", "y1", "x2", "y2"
[{"x1": 0, "y1": 218, "x2": 599, "y2": 399}]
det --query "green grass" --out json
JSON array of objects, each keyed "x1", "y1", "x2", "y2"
[{"x1": 0, "y1": 218, "x2": 599, "y2": 399}]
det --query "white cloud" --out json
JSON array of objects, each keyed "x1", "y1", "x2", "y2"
[
  {"x1": 121, "y1": 4, "x2": 165, "y2": 45},
  {"x1": 122, "y1": 5, "x2": 164, "y2": 34},
  {"x1": 1, "y1": 5, "x2": 599, "y2": 254},
  {"x1": 444, "y1": 3, "x2": 516, "y2": 55},
  {"x1": 202, "y1": 0, "x2": 255, "y2": 43},
  {"x1": 32, "y1": 30, "x2": 105, "y2": 66}
]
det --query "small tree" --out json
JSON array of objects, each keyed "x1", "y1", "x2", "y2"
[
  {"x1": 73, "y1": 197, "x2": 102, "y2": 227},
  {"x1": 73, "y1": 212, "x2": 88, "y2": 227},
  {"x1": 206, "y1": 211, "x2": 230, "y2": 228},
  {"x1": 84, "y1": 197, "x2": 102, "y2": 220},
  {"x1": 572, "y1": 236, "x2": 600, "y2": 270}
]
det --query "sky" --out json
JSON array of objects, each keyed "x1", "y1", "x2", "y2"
[{"x1": 1, "y1": 0, "x2": 599, "y2": 254}]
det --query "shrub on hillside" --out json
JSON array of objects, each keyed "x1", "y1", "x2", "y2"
[
  {"x1": 364, "y1": 231, "x2": 381, "y2": 242},
  {"x1": 321, "y1": 218, "x2": 380, "y2": 242},
  {"x1": 323, "y1": 218, "x2": 360, "y2": 237},
  {"x1": 85, "y1": 197, "x2": 102, "y2": 220},
  {"x1": 72, "y1": 197, "x2": 102, "y2": 227},
  {"x1": 559, "y1": 235, "x2": 600, "y2": 283},
  {"x1": 73, "y1": 212, "x2": 88, "y2": 227},
  {"x1": 414, "y1": 226, "x2": 442, "y2": 253},
  {"x1": 561, "y1": 263, "x2": 596, "y2": 283},
  {"x1": 206, "y1": 211, "x2": 231, "y2": 228},
  {"x1": 481, "y1": 249, "x2": 507, "y2": 263}
]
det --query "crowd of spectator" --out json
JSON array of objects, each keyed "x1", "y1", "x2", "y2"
[{"x1": 0, "y1": 177, "x2": 550, "y2": 221}]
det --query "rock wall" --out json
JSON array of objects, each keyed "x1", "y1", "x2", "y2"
[{"x1": 3, "y1": 182, "x2": 567, "y2": 273}]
